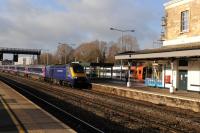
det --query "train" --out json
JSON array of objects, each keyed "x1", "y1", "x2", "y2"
[
  {"x1": 0, "y1": 63, "x2": 92, "y2": 89},
  {"x1": 85, "y1": 65, "x2": 152, "y2": 81},
  {"x1": 130, "y1": 66, "x2": 152, "y2": 81}
]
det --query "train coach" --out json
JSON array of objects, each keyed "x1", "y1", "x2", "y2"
[
  {"x1": 16, "y1": 65, "x2": 27, "y2": 77},
  {"x1": 27, "y1": 65, "x2": 46, "y2": 80},
  {"x1": 131, "y1": 66, "x2": 153, "y2": 81}
]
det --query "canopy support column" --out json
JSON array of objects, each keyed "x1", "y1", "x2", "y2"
[
  {"x1": 170, "y1": 59, "x2": 175, "y2": 93},
  {"x1": 127, "y1": 60, "x2": 131, "y2": 87}
]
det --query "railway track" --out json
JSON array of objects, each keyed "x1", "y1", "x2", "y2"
[
  {"x1": 83, "y1": 89, "x2": 200, "y2": 120},
  {"x1": 0, "y1": 76, "x2": 104, "y2": 133},
  {"x1": 1, "y1": 73, "x2": 200, "y2": 133}
]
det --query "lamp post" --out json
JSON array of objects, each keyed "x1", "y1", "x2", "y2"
[
  {"x1": 110, "y1": 27, "x2": 135, "y2": 83},
  {"x1": 110, "y1": 28, "x2": 135, "y2": 51}
]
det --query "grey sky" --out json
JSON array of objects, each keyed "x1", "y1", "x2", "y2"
[{"x1": 0, "y1": 0, "x2": 167, "y2": 52}]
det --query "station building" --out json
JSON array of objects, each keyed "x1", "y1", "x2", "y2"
[
  {"x1": 14, "y1": 56, "x2": 33, "y2": 65},
  {"x1": 115, "y1": 0, "x2": 200, "y2": 92}
]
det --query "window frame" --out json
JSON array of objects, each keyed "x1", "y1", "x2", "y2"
[{"x1": 180, "y1": 10, "x2": 189, "y2": 33}]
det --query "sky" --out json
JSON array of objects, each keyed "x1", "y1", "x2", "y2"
[{"x1": 0, "y1": 0, "x2": 168, "y2": 52}]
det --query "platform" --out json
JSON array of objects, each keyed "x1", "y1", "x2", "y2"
[
  {"x1": 92, "y1": 79, "x2": 200, "y2": 112},
  {"x1": 0, "y1": 81, "x2": 76, "y2": 133}
]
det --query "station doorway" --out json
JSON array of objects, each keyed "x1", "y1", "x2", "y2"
[{"x1": 178, "y1": 70, "x2": 188, "y2": 90}]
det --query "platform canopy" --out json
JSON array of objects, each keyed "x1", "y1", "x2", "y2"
[
  {"x1": 0, "y1": 47, "x2": 41, "y2": 55},
  {"x1": 115, "y1": 43, "x2": 200, "y2": 60}
]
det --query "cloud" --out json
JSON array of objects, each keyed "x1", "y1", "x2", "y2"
[{"x1": 0, "y1": 0, "x2": 165, "y2": 52}]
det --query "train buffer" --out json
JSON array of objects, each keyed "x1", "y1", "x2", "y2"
[{"x1": 0, "y1": 81, "x2": 75, "y2": 133}]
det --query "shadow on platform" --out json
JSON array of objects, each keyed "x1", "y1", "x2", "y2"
[{"x1": 0, "y1": 95, "x2": 18, "y2": 133}]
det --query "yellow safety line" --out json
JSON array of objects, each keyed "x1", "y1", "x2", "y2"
[{"x1": 0, "y1": 96, "x2": 26, "y2": 133}]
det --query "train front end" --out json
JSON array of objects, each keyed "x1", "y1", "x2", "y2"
[{"x1": 69, "y1": 63, "x2": 91, "y2": 89}]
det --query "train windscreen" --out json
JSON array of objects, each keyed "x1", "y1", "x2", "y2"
[{"x1": 72, "y1": 64, "x2": 84, "y2": 73}]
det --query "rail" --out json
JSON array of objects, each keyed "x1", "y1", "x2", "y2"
[{"x1": 0, "y1": 76, "x2": 104, "y2": 133}]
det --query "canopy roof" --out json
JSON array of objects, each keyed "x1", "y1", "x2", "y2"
[{"x1": 115, "y1": 44, "x2": 200, "y2": 60}]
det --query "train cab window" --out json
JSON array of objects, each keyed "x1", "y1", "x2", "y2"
[{"x1": 72, "y1": 64, "x2": 84, "y2": 73}]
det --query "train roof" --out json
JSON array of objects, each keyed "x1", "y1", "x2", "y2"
[
  {"x1": 46, "y1": 63, "x2": 82, "y2": 67},
  {"x1": 46, "y1": 65, "x2": 67, "y2": 68}
]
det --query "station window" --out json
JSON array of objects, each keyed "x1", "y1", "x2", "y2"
[
  {"x1": 181, "y1": 10, "x2": 189, "y2": 32},
  {"x1": 179, "y1": 59, "x2": 188, "y2": 66}
]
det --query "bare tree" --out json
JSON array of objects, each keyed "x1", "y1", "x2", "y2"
[
  {"x1": 74, "y1": 40, "x2": 107, "y2": 63},
  {"x1": 118, "y1": 34, "x2": 139, "y2": 52},
  {"x1": 38, "y1": 36, "x2": 138, "y2": 65},
  {"x1": 98, "y1": 41, "x2": 107, "y2": 63},
  {"x1": 107, "y1": 42, "x2": 120, "y2": 63},
  {"x1": 56, "y1": 43, "x2": 74, "y2": 64},
  {"x1": 39, "y1": 52, "x2": 57, "y2": 65}
]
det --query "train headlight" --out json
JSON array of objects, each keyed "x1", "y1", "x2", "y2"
[{"x1": 74, "y1": 76, "x2": 78, "y2": 79}]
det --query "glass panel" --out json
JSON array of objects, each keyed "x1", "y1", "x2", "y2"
[
  {"x1": 72, "y1": 64, "x2": 84, "y2": 73},
  {"x1": 181, "y1": 10, "x2": 189, "y2": 32}
]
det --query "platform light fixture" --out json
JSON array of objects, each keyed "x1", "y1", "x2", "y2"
[{"x1": 110, "y1": 27, "x2": 135, "y2": 82}]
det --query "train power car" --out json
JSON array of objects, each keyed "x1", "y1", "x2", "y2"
[{"x1": 45, "y1": 63, "x2": 91, "y2": 88}]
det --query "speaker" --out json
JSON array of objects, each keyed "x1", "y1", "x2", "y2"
[{"x1": 13, "y1": 54, "x2": 18, "y2": 62}]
